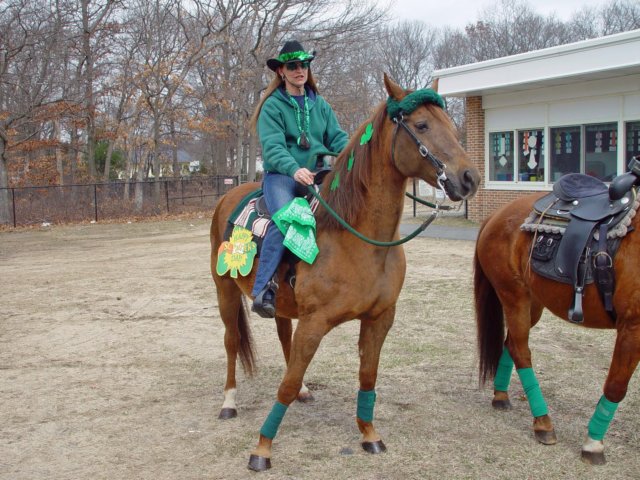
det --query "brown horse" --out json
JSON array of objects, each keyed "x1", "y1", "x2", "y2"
[
  {"x1": 474, "y1": 188, "x2": 640, "y2": 465},
  {"x1": 210, "y1": 74, "x2": 480, "y2": 471}
]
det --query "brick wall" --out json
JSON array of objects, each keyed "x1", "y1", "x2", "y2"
[{"x1": 464, "y1": 96, "x2": 539, "y2": 224}]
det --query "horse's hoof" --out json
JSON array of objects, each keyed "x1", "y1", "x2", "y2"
[
  {"x1": 362, "y1": 440, "x2": 387, "y2": 454},
  {"x1": 581, "y1": 450, "x2": 606, "y2": 465},
  {"x1": 218, "y1": 408, "x2": 237, "y2": 420},
  {"x1": 534, "y1": 429, "x2": 557, "y2": 445},
  {"x1": 491, "y1": 399, "x2": 513, "y2": 410},
  {"x1": 297, "y1": 392, "x2": 315, "y2": 403},
  {"x1": 248, "y1": 454, "x2": 271, "y2": 471}
]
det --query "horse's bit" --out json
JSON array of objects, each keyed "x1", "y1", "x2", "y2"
[{"x1": 392, "y1": 113, "x2": 449, "y2": 194}]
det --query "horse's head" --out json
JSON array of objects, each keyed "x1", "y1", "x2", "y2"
[{"x1": 384, "y1": 74, "x2": 480, "y2": 201}]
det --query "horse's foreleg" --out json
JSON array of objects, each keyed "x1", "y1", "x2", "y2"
[
  {"x1": 581, "y1": 326, "x2": 640, "y2": 465},
  {"x1": 503, "y1": 302, "x2": 556, "y2": 444},
  {"x1": 356, "y1": 306, "x2": 395, "y2": 453},
  {"x1": 248, "y1": 319, "x2": 331, "y2": 471},
  {"x1": 275, "y1": 315, "x2": 313, "y2": 403}
]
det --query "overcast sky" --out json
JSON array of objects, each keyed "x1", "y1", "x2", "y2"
[{"x1": 389, "y1": 0, "x2": 615, "y2": 29}]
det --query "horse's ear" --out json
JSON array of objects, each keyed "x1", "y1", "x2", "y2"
[
  {"x1": 383, "y1": 73, "x2": 406, "y2": 100},
  {"x1": 431, "y1": 77, "x2": 439, "y2": 93}
]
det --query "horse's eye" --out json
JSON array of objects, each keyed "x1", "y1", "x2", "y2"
[{"x1": 415, "y1": 122, "x2": 428, "y2": 132}]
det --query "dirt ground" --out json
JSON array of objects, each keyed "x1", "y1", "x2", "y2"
[{"x1": 1, "y1": 216, "x2": 639, "y2": 480}]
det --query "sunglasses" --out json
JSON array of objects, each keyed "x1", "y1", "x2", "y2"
[{"x1": 285, "y1": 61, "x2": 310, "y2": 71}]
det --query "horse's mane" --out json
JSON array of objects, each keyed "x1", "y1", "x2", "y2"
[{"x1": 316, "y1": 101, "x2": 389, "y2": 231}]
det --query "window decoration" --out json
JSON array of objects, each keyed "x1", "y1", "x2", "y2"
[
  {"x1": 489, "y1": 131, "x2": 514, "y2": 181},
  {"x1": 550, "y1": 126, "x2": 581, "y2": 182},
  {"x1": 626, "y1": 121, "x2": 640, "y2": 164},
  {"x1": 518, "y1": 129, "x2": 544, "y2": 182}
]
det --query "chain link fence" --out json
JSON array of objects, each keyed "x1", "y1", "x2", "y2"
[{"x1": 1, "y1": 175, "x2": 240, "y2": 227}]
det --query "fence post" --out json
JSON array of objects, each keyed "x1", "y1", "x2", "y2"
[
  {"x1": 12, "y1": 188, "x2": 16, "y2": 228},
  {"x1": 165, "y1": 180, "x2": 169, "y2": 212},
  {"x1": 94, "y1": 184, "x2": 98, "y2": 222}
]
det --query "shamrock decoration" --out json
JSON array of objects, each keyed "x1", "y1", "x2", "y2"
[
  {"x1": 330, "y1": 171, "x2": 340, "y2": 191},
  {"x1": 347, "y1": 151, "x2": 355, "y2": 171},
  {"x1": 216, "y1": 226, "x2": 257, "y2": 278},
  {"x1": 360, "y1": 123, "x2": 374, "y2": 145}
]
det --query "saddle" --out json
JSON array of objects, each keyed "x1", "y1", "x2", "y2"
[
  {"x1": 527, "y1": 173, "x2": 637, "y2": 323},
  {"x1": 222, "y1": 166, "x2": 332, "y2": 287}
]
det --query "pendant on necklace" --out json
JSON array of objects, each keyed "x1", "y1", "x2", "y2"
[{"x1": 298, "y1": 132, "x2": 310, "y2": 150}]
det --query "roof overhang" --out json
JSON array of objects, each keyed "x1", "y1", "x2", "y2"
[{"x1": 433, "y1": 29, "x2": 640, "y2": 97}]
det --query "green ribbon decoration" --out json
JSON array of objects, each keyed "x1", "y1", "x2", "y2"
[{"x1": 386, "y1": 88, "x2": 445, "y2": 119}]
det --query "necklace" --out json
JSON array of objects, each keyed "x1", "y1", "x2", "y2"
[{"x1": 287, "y1": 92, "x2": 310, "y2": 150}]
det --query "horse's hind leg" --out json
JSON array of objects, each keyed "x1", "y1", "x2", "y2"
[
  {"x1": 275, "y1": 315, "x2": 314, "y2": 403},
  {"x1": 356, "y1": 306, "x2": 395, "y2": 453},
  {"x1": 503, "y1": 300, "x2": 557, "y2": 445},
  {"x1": 215, "y1": 276, "x2": 255, "y2": 420},
  {"x1": 581, "y1": 325, "x2": 640, "y2": 465},
  {"x1": 492, "y1": 302, "x2": 544, "y2": 411}
]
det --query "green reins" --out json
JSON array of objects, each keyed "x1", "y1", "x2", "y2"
[{"x1": 306, "y1": 185, "x2": 454, "y2": 247}]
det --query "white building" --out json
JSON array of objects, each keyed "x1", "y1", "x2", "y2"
[{"x1": 433, "y1": 29, "x2": 640, "y2": 222}]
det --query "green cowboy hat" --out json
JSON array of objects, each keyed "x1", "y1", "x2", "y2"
[{"x1": 266, "y1": 40, "x2": 315, "y2": 72}]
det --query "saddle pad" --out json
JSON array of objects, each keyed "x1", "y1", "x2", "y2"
[
  {"x1": 223, "y1": 186, "x2": 322, "y2": 260},
  {"x1": 229, "y1": 188, "x2": 320, "y2": 240}
]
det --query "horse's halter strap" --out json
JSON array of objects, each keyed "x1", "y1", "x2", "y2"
[{"x1": 391, "y1": 112, "x2": 448, "y2": 193}]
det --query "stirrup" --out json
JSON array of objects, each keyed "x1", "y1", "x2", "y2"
[{"x1": 251, "y1": 278, "x2": 278, "y2": 318}]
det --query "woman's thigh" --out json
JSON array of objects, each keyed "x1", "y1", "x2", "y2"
[{"x1": 262, "y1": 173, "x2": 297, "y2": 214}]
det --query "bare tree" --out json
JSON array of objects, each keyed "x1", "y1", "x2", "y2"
[{"x1": 0, "y1": 0, "x2": 63, "y2": 222}]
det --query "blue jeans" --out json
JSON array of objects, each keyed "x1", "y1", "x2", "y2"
[{"x1": 251, "y1": 172, "x2": 298, "y2": 297}]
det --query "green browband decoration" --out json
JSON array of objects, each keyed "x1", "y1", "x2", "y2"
[
  {"x1": 278, "y1": 50, "x2": 313, "y2": 63},
  {"x1": 386, "y1": 89, "x2": 445, "y2": 119}
]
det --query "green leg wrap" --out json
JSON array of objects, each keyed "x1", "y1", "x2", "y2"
[
  {"x1": 517, "y1": 367, "x2": 548, "y2": 417},
  {"x1": 494, "y1": 347, "x2": 514, "y2": 392},
  {"x1": 588, "y1": 395, "x2": 619, "y2": 441},
  {"x1": 260, "y1": 401, "x2": 288, "y2": 440},
  {"x1": 357, "y1": 389, "x2": 377, "y2": 423}
]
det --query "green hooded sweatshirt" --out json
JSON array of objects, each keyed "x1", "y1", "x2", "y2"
[{"x1": 257, "y1": 86, "x2": 349, "y2": 177}]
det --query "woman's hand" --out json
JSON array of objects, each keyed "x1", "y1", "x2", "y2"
[{"x1": 293, "y1": 167, "x2": 315, "y2": 186}]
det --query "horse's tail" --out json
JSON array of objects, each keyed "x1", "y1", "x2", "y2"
[
  {"x1": 473, "y1": 227, "x2": 506, "y2": 387},
  {"x1": 237, "y1": 297, "x2": 256, "y2": 376},
  {"x1": 210, "y1": 190, "x2": 256, "y2": 377}
]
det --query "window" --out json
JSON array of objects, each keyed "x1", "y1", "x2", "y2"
[
  {"x1": 585, "y1": 123, "x2": 617, "y2": 181},
  {"x1": 550, "y1": 126, "x2": 581, "y2": 182},
  {"x1": 517, "y1": 129, "x2": 544, "y2": 182},
  {"x1": 489, "y1": 131, "x2": 514, "y2": 181},
  {"x1": 626, "y1": 121, "x2": 640, "y2": 165}
]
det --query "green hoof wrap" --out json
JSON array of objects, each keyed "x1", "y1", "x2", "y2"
[
  {"x1": 260, "y1": 401, "x2": 288, "y2": 439},
  {"x1": 357, "y1": 389, "x2": 377, "y2": 423},
  {"x1": 588, "y1": 395, "x2": 619, "y2": 441},
  {"x1": 517, "y1": 367, "x2": 548, "y2": 417},
  {"x1": 494, "y1": 347, "x2": 514, "y2": 392}
]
